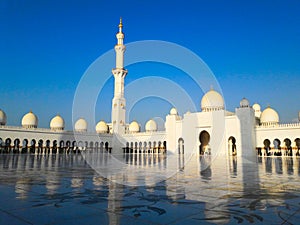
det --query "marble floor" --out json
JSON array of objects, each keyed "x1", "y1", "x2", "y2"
[{"x1": 0, "y1": 154, "x2": 299, "y2": 224}]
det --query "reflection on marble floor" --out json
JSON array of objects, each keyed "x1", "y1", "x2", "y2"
[{"x1": 0, "y1": 154, "x2": 300, "y2": 224}]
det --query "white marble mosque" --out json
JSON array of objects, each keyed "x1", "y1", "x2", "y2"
[{"x1": 1, "y1": 19, "x2": 300, "y2": 157}]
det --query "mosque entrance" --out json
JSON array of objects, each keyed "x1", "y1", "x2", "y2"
[
  {"x1": 199, "y1": 131, "x2": 210, "y2": 155},
  {"x1": 228, "y1": 136, "x2": 237, "y2": 156}
]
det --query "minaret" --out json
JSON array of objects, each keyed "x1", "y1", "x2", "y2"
[{"x1": 111, "y1": 18, "x2": 128, "y2": 134}]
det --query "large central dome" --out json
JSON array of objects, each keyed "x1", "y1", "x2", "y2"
[{"x1": 201, "y1": 89, "x2": 224, "y2": 112}]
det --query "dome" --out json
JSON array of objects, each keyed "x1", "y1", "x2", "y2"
[
  {"x1": 50, "y1": 115, "x2": 64, "y2": 131},
  {"x1": 170, "y1": 107, "x2": 178, "y2": 115},
  {"x1": 201, "y1": 89, "x2": 224, "y2": 112},
  {"x1": 252, "y1": 103, "x2": 261, "y2": 118},
  {"x1": 21, "y1": 111, "x2": 38, "y2": 128},
  {"x1": 96, "y1": 120, "x2": 108, "y2": 134},
  {"x1": 260, "y1": 106, "x2": 279, "y2": 125},
  {"x1": 240, "y1": 98, "x2": 250, "y2": 108},
  {"x1": 252, "y1": 103, "x2": 261, "y2": 112},
  {"x1": 128, "y1": 121, "x2": 140, "y2": 133},
  {"x1": 145, "y1": 119, "x2": 157, "y2": 132},
  {"x1": 74, "y1": 118, "x2": 87, "y2": 132},
  {"x1": 0, "y1": 109, "x2": 7, "y2": 125}
]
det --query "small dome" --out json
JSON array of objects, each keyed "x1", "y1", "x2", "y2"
[
  {"x1": 252, "y1": 103, "x2": 261, "y2": 118},
  {"x1": 0, "y1": 109, "x2": 7, "y2": 125},
  {"x1": 145, "y1": 119, "x2": 157, "y2": 132},
  {"x1": 22, "y1": 111, "x2": 38, "y2": 128},
  {"x1": 240, "y1": 98, "x2": 250, "y2": 108},
  {"x1": 96, "y1": 120, "x2": 108, "y2": 134},
  {"x1": 74, "y1": 118, "x2": 87, "y2": 132},
  {"x1": 50, "y1": 115, "x2": 64, "y2": 131},
  {"x1": 201, "y1": 89, "x2": 224, "y2": 112},
  {"x1": 260, "y1": 106, "x2": 279, "y2": 125},
  {"x1": 129, "y1": 121, "x2": 140, "y2": 133},
  {"x1": 252, "y1": 103, "x2": 261, "y2": 111},
  {"x1": 170, "y1": 107, "x2": 178, "y2": 115}
]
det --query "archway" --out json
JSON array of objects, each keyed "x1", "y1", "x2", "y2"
[
  {"x1": 22, "y1": 139, "x2": 28, "y2": 154},
  {"x1": 105, "y1": 142, "x2": 109, "y2": 152},
  {"x1": 163, "y1": 141, "x2": 167, "y2": 154},
  {"x1": 178, "y1": 138, "x2": 184, "y2": 154},
  {"x1": 38, "y1": 139, "x2": 43, "y2": 154},
  {"x1": 13, "y1": 138, "x2": 20, "y2": 153},
  {"x1": 284, "y1": 138, "x2": 292, "y2": 156},
  {"x1": 273, "y1": 139, "x2": 281, "y2": 156},
  {"x1": 228, "y1": 136, "x2": 237, "y2": 156},
  {"x1": 5, "y1": 138, "x2": 12, "y2": 153},
  {"x1": 263, "y1": 139, "x2": 271, "y2": 156},
  {"x1": 46, "y1": 140, "x2": 51, "y2": 154},
  {"x1": 199, "y1": 131, "x2": 210, "y2": 155},
  {"x1": 52, "y1": 140, "x2": 58, "y2": 154},
  {"x1": 30, "y1": 139, "x2": 36, "y2": 154},
  {"x1": 66, "y1": 141, "x2": 71, "y2": 154},
  {"x1": 59, "y1": 140, "x2": 64, "y2": 154}
]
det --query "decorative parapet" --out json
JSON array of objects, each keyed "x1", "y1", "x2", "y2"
[
  {"x1": 123, "y1": 130, "x2": 166, "y2": 137},
  {"x1": 256, "y1": 122, "x2": 300, "y2": 129}
]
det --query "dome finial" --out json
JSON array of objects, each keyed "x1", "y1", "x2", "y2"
[
  {"x1": 210, "y1": 85, "x2": 214, "y2": 90},
  {"x1": 118, "y1": 17, "x2": 123, "y2": 32}
]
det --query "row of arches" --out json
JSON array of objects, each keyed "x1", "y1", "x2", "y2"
[
  {"x1": 124, "y1": 141, "x2": 167, "y2": 154},
  {"x1": 0, "y1": 138, "x2": 111, "y2": 154},
  {"x1": 259, "y1": 138, "x2": 300, "y2": 156},
  {"x1": 177, "y1": 131, "x2": 238, "y2": 156}
]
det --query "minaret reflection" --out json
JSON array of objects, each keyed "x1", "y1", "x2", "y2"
[{"x1": 107, "y1": 181, "x2": 122, "y2": 225}]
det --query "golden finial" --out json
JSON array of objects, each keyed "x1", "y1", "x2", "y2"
[{"x1": 119, "y1": 17, "x2": 123, "y2": 28}]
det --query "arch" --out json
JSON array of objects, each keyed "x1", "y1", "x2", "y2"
[
  {"x1": 153, "y1": 141, "x2": 157, "y2": 154},
  {"x1": 59, "y1": 140, "x2": 65, "y2": 154},
  {"x1": 158, "y1": 141, "x2": 162, "y2": 153},
  {"x1": 45, "y1": 140, "x2": 51, "y2": 154},
  {"x1": 178, "y1": 138, "x2": 184, "y2": 154},
  {"x1": 52, "y1": 140, "x2": 58, "y2": 154},
  {"x1": 284, "y1": 138, "x2": 292, "y2": 156},
  {"x1": 22, "y1": 139, "x2": 28, "y2": 154},
  {"x1": 273, "y1": 139, "x2": 281, "y2": 156},
  {"x1": 65, "y1": 140, "x2": 71, "y2": 154},
  {"x1": 263, "y1": 139, "x2": 271, "y2": 156},
  {"x1": 13, "y1": 138, "x2": 20, "y2": 153},
  {"x1": 143, "y1": 141, "x2": 147, "y2": 153},
  {"x1": 163, "y1": 141, "x2": 167, "y2": 153},
  {"x1": 29, "y1": 139, "x2": 36, "y2": 154},
  {"x1": 199, "y1": 130, "x2": 210, "y2": 155},
  {"x1": 4, "y1": 138, "x2": 12, "y2": 153},
  {"x1": 38, "y1": 139, "x2": 43, "y2": 154},
  {"x1": 228, "y1": 136, "x2": 237, "y2": 156},
  {"x1": 105, "y1": 142, "x2": 109, "y2": 152}
]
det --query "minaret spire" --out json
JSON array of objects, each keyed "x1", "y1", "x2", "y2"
[
  {"x1": 119, "y1": 17, "x2": 123, "y2": 32},
  {"x1": 111, "y1": 18, "x2": 128, "y2": 134}
]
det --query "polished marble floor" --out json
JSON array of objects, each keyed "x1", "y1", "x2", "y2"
[{"x1": 0, "y1": 154, "x2": 299, "y2": 224}]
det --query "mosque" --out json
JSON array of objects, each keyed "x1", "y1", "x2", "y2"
[{"x1": 1, "y1": 20, "x2": 300, "y2": 157}]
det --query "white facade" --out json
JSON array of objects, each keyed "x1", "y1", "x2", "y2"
[{"x1": 1, "y1": 21, "x2": 300, "y2": 157}]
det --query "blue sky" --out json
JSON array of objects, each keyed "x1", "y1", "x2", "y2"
[{"x1": 1, "y1": 0, "x2": 299, "y2": 130}]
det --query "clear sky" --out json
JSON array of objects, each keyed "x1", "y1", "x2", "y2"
[{"x1": 1, "y1": 0, "x2": 300, "y2": 130}]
